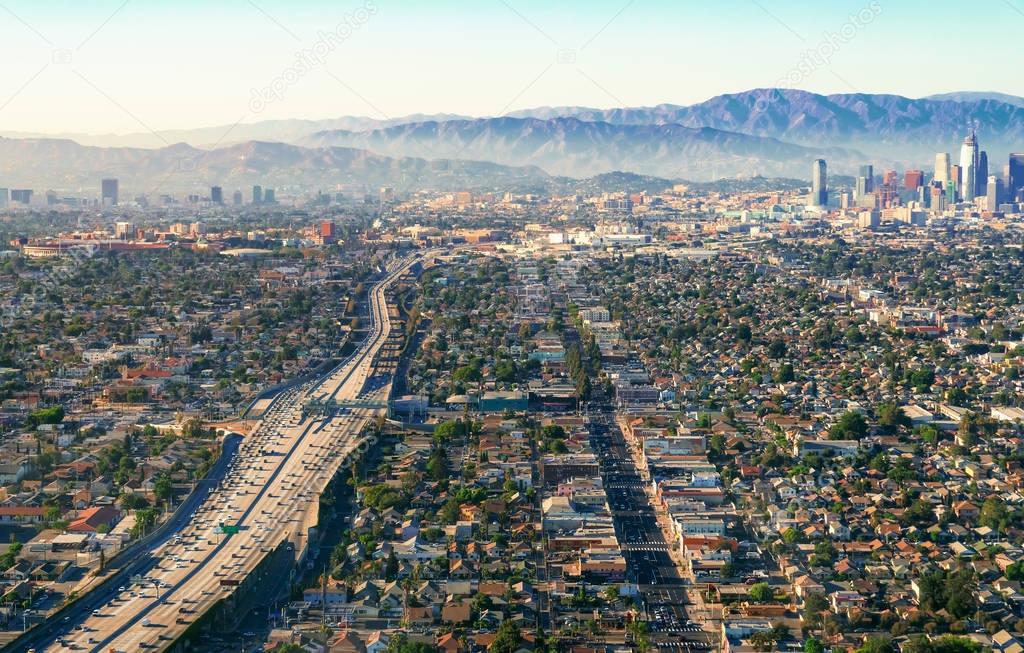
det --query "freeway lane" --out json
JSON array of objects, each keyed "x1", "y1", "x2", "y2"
[
  {"x1": 37, "y1": 253, "x2": 423, "y2": 653},
  {"x1": 9, "y1": 433, "x2": 242, "y2": 653}
]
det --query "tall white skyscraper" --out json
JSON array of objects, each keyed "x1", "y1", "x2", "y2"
[
  {"x1": 811, "y1": 159, "x2": 827, "y2": 206},
  {"x1": 935, "y1": 153, "x2": 950, "y2": 185},
  {"x1": 960, "y1": 131, "x2": 979, "y2": 202}
]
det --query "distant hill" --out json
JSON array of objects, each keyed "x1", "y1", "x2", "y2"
[
  {"x1": 925, "y1": 92, "x2": 1024, "y2": 108},
  {"x1": 0, "y1": 137, "x2": 550, "y2": 193},
  {"x1": 505, "y1": 89, "x2": 1024, "y2": 164},
  {"x1": 301, "y1": 116, "x2": 866, "y2": 180},
  {"x1": 6, "y1": 88, "x2": 1024, "y2": 184},
  {"x1": 0, "y1": 114, "x2": 472, "y2": 150}
]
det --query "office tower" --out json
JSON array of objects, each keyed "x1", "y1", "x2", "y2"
[
  {"x1": 10, "y1": 189, "x2": 32, "y2": 204},
  {"x1": 115, "y1": 221, "x2": 135, "y2": 240},
  {"x1": 1010, "y1": 154, "x2": 1024, "y2": 202},
  {"x1": 978, "y1": 151, "x2": 989, "y2": 198},
  {"x1": 987, "y1": 176, "x2": 1003, "y2": 210},
  {"x1": 930, "y1": 185, "x2": 945, "y2": 212},
  {"x1": 210, "y1": 186, "x2": 223, "y2": 204},
  {"x1": 935, "y1": 153, "x2": 950, "y2": 185},
  {"x1": 904, "y1": 170, "x2": 924, "y2": 191},
  {"x1": 101, "y1": 178, "x2": 119, "y2": 206},
  {"x1": 960, "y1": 131, "x2": 979, "y2": 201},
  {"x1": 811, "y1": 159, "x2": 827, "y2": 206},
  {"x1": 264, "y1": 188, "x2": 275, "y2": 203},
  {"x1": 946, "y1": 180, "x2": 958, "y2": 205},
  {"x1": 233, "y1": 190, "x2": 243, "y2": 206},
  {"x1": 950, "y1": 165, "x2": 962, "y2": 201},
  {"x1": 878, "y1": 170, "x2": 899, "y2": 208},
  {"x1": 859, "y1": 165, "x2": 874, "y2": 191},
  {"x1": 252, "y1": 185, "x2": 263, "y2": 204}
]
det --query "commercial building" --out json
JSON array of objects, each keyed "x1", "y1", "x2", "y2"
[
  {"x1": 101, "y1": 178, "x2": 119, "y2": 206},
  {"x1": 811, "y1": 159, "x2": 827, "y2": 206}
]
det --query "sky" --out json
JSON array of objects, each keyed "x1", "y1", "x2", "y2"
[{"x1": 1, "y1": 0, "x2": 1023, "y2": 134}]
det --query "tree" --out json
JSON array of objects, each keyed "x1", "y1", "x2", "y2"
[
  {"x1": 492, "y1": 620, "x2": 524, "y2": 653},
  {"x1": 877, "y1": 403, "x2": 911, "y2": 433},
  {"x1": 829, "y1": 411, "x2": 868, "y2": 440},
  {"x1": 804, "y1": 637, "x2": 824, "y2": 653},
  {"x1": 856, "y1": 636, "x2": 893, "y2": 653},
  {"x1": 385, "y1": 550, "x2": 399, "y2": 581},
  {"x1": 748, "y1": 582, "x2": 774, "y2": 603},
  {"x1": 979, "y1": 497, "x2": 1008, "y2": 531},
  {"x1": 153, "y1": 474, "x2": 173, "y2": 508}
]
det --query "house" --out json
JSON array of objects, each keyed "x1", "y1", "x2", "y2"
[
  {"x1": 441, "y1": 600, "x2": 473, "y2": 624},
  {"x1": 330, "y1": 631, "x2": 367, "y2": 653},
  {"x1": 67, "y1": 505, "x2": 120, "y2": 533}
]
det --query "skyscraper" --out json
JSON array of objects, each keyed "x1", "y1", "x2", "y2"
[
  {"x1": 101, "y1": 178, "x2": 119, "y2": 206},
  {"x1": 233, "y1": 190, "x2": 243, "y2": 206},
  {"x1": 960, "y1": 131, "x2": 979, "y2": 202},
  {"x1": 811, "y1": 159, "x2": 827, "y2": 206},
  {"x1": 264, "y1": 188, "x2": 275, "y2": 203},
  {"x1": 977, "y1": 151, "x2": 989, "y2": 198},
  {"x1": 934, "y1": 153, "x2": 950, "y2": 185},
  {"x1": 986, "y1": 175, "x2": 1003, "y2": 211},
  {"x1": 904, "y1": 170, "x2": 924, "y2": 191},
  {"x1": 1010, "y1": 154, "x2": 1024, "y2": 202},
  {"x1": 252, "y1": 185, "x2": 263, "y2": 205},
  {"x1": 211, "y1": 186, "x2": 223, "y2": 204}
]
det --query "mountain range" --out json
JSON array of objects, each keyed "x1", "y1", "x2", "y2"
[
  {"x1": 2, "y1": 88, "x2": 1023, "y2": 191},
  {"x1": 0, "y1": 138, "x2": 553, "y2": 193}
]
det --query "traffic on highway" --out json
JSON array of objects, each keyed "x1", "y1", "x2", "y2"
[{"x1": 37, "y1": 254, "x2": 423, "y2": 653}]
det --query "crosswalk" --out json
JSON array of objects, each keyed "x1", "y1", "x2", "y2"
[
  {"x1": 622, "y1": 544, "x2": 670, "y2": 551},
  {"x1": 653, "y1": 625, "x2": 704, "y2": 633},
  {"x1": 657, "y1": 642, "x2": 713, "y2": 650}
]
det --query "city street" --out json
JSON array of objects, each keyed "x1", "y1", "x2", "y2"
[{"x1": 587, "y1": 410, "x2": 713, "y2": 650}]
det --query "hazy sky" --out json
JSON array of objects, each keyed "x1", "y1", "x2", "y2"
[{"x1": 2, "y1": 0, "x2": 1023, "y2": 134}]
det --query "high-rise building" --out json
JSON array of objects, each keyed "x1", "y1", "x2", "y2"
[
  {"x1": 252, "y1": 185, "x2": 263, "y2": 205},
  {"x1": 11, "y1": 189, "x2": 32, "y2": 204},
  {"x1": 978, "y1": 151, "x2": 989, "y2": 198},
  {"x1": 904, "y1": 170, "x2": 924, "y2": 191},
  {"x1": 210, "y1": 186, "x2": 223, "y2": 204},
  {"x1": 859, "y1": 165, "x2": 874, "y2": 191},
  {"x1": 233, "y1": 190, "x2": 243, "y2": 206},
  {"x1": 1010, "y1": 154, "x2": 1024, "y2": 202},
  {"x1": 264, "y1": 188, "x2": 275, "y2": 203},
  {"x1": 101, "y1": 178, "x2": 119, "y2": 206},
  {"x1": 0, "y1": 188, "x2": 7, "y2": 208},
  {"x1": 950, "y1": 165, "x2": 962, "y2": 201},
  {"x1": 811, "y1": 159, "x2": 827, "y2": 206},
  {"x1": 960, "y1": 131, "x2": 979, "y2": 202},
  {"x1": 934, "y1": 153, "x2": 950, "y2": 185},
  {"x1": 987, "y1": 175, "x2": 1003, "y2": 211}
]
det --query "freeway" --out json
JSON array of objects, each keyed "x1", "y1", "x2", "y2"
[
  {"x1": 10, "y1": 434, "x2": 242, "y2": 653},
  {"x1": 39, "y1": 253, "x2": 422, "y2": 653}
]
